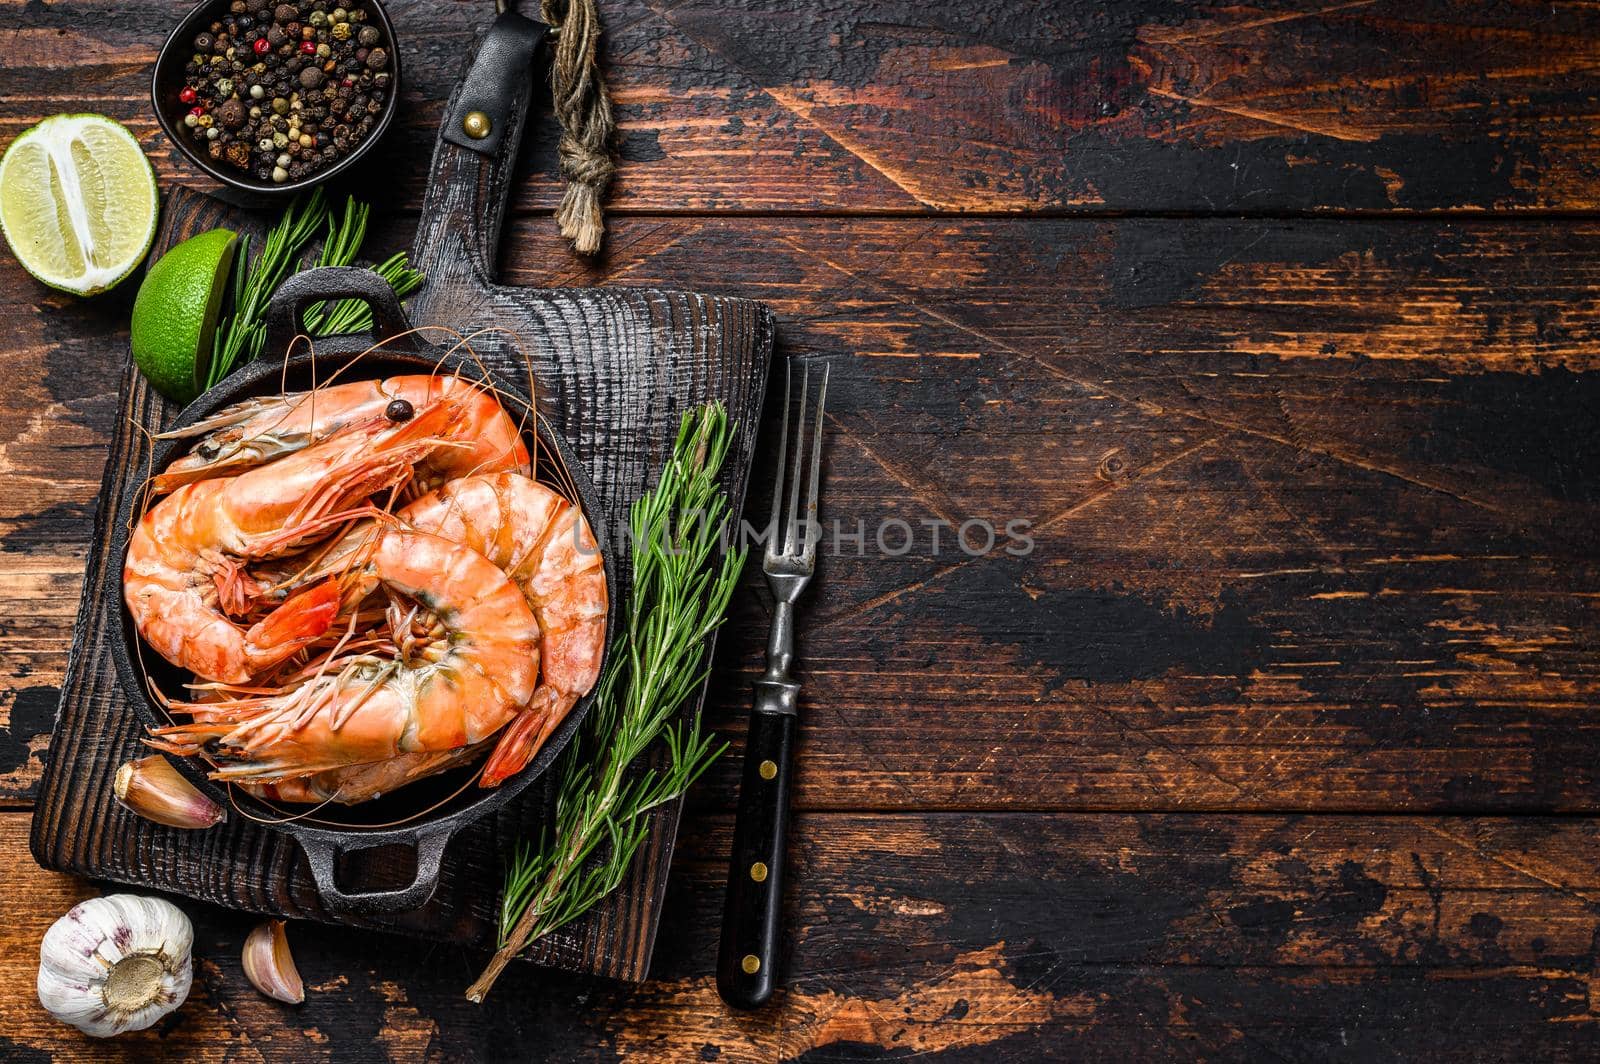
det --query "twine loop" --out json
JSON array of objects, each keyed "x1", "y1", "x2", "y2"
[{"x1": 541, "y1": 0, "x2": 615, "y2": 255}]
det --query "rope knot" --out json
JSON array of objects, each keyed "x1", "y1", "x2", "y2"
[
  {"x1": 559, "y1": 137, "x2": 615, "y2": 187},
  {"x1": 541, "y1": 0, "x2": 615, "y2": 255}
]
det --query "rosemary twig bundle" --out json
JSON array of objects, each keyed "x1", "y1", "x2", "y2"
[
  {"x1": 207, "y1": 191, "x2": 425, "y2": 388},
  {"x1": 466, "y1": 403, "x2": 746, "y2": 1002}
]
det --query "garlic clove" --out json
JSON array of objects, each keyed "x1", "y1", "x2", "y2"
[
  {"x1": 242, "y1": 920, "x2": 304, "y2": 1004},
  {"x1": 114, "y1": 756, "x2": 226, "y2": 829},
  {"x1": 38, "y1": 894, "x2": 193, "y2": 1037}
]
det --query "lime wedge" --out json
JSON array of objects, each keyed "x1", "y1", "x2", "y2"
[
  {"x1": 0, "y1": 114, "x2": 159, "y2": 296},
  {"x1": 131, "y1": 229, "x2": 238, "y2": 405}
]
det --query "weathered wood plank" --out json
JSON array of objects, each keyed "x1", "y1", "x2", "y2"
[
  {"x1": 5, "y1": 216, "x2": 1599, "y2": 813},
  {"x1": 2, "y1": 0, "x2": 1599, "y2": 213},
  {"x1": 8, "y1": 810, "x2": 1600, "y2": 1060}
]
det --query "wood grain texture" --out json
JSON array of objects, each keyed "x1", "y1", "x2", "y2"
[
  {"x1": 6, "y1": 216, "x2": 1596, "y2": 814},
  {"x1": 10, "y1": 810, "x2": 1600, "y2": 1060},
  {"x1": 4, "y1": 0, "x2": 1600, "y2": 1055},
  {"x1": 3, "y1": 0, "x2": 1600, "y2": 213},
  {"x1": 26, "y1": 186, "x2": 773, "y2": 983}
]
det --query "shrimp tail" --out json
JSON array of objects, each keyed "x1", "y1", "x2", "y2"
[
  {"x1": 478, "y1": 691, "x2": 567, "y2": 787},
  {"x1": 245, "y1": 578, "x2": 342, "y2": 667}
]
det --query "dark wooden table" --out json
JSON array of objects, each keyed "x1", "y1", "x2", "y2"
[{"x1": 4, "y1": 1, "x2": 1600, "y2": 1059}]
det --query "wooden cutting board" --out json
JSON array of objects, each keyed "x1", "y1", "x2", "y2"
[{"x1": 28, "y1": 52, "x2": 774, "y2": 978}]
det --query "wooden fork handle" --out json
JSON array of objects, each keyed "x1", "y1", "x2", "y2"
[{"x1": 717, "y1": 691, "x2": 797, "y2": 1009}]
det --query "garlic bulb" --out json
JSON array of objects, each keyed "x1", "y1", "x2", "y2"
[{"x1": 37, "y1": 894, "x2": 193, "y2": 1037}]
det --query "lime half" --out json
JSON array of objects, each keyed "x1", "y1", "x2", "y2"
[
  {"x1": 0, "y1": 114, "x2": 159, "y2": 296},
  {"x1": 131, "y1": 228, "x2": 238, "y2": 404}
]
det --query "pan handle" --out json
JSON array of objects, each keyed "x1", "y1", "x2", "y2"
[
  {"x1": 299, "y1": 826, "x2": 453, "y2": 916},
  {"x1": 262, "y1": 266, "x2": 412, "y2": 358}
]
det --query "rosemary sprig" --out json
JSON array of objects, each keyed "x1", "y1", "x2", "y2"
[
  {"x1": 466, "y1": 403, "x2": 746, "y2": 1002},
  {"x1": 206, "y1": 191, "x2": 426, "y2": 388}
]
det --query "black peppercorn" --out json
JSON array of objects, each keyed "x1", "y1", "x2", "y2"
[
  {"x1": 299, "y1": 66, "x2": 324, "y2": 89},
  {"x1": 193, "y1": 31, "x2": 214, "y2": 50},
  {"x1": 364, "y1": 47, "x2": 386, "y2": 70},
  {"x1": 217, "y1": 98, "x2": 247, "y2": 130},
  {"x1": 275, "y1": 3, "x2": 298, "y2": 21}
]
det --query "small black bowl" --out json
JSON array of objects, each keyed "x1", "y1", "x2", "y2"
[{"x1": 151, "y1": 0, "x2": 401, "y2": 195}]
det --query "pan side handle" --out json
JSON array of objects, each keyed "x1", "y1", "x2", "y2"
[
  {"x1": 262, "y1": 266, "x2": 412, "y2": 357},
  {"x1": 299, "y1": 827, "x2": 453, "y2": 917}
]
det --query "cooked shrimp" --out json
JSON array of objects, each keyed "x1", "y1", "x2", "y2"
[
  {"x1": 151, "y1": 374, "x2": 530, "y2": 494},
  {"x1": 254, "y1": 472, "x2": 607, "y2": 796},
  {"x1": 400, "y1": 473, "x2": 607, "y2": 787},
  {"x1": 146, "y1": 528, "x2": 540, "y2": 785},
  {"x1": 125, "y1": 402, "x2": 463, "y2": 684}
]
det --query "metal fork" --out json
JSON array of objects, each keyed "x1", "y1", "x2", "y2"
[{"x1": 717, "y1": 358, "x2": 829, "y2": 1010}]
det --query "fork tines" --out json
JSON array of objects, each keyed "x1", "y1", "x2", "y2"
[{"x1": 766, "y1": 360, "x2": 830, "y2": 568}]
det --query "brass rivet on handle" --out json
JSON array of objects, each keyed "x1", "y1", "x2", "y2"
[
  {"x1": 462, "y1": 110, "x2": 492, "y2": 139},
  {"x1": 741, "y1": 954, "x2": 761, "y2": 974},
  {"x1": 759, "y1": 760, "x2": 777, "y2": 780},
  {"x1": 750, "y1": 861, "x2": 768, "y2": 882}
]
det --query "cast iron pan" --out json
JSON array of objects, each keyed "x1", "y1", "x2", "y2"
[{"x1": 109, "y1": 266, "x2": 615, "y2": 917}]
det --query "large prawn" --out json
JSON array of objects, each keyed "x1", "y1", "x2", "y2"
[
  {"x1": 146, "y1": 528, "x2": 540, "y2": 786},
  {"x1": 150, "y1": 374, "x2": 530, "y2": 495},
  {"x1": 402, "y1": 473, "x2": 607, "y2": 786},
  {"x1": 124, "y1": 400, "x2": 464, "y2": 685},
  {"x1": 235, "y1": 472, "x2": 606, "y2": 802}
]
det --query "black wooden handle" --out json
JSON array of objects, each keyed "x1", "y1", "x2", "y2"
[
  {"x1": 717, "y1": 705, "x2": 796, "y2": 1009},
  {"x1": 410, "y1": 17, "x2": 546, "y2": 286}
]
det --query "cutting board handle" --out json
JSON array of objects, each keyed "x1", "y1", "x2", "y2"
[{"x1": 410, "y1": 11, "x2": 548, "y2": 295}]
